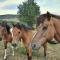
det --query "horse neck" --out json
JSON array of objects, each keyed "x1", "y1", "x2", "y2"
[
  {"x1": 52, "y1": 17, "x2": 60, "y2": 29},
  {"x1": 21, "y1": 30, "x2": 28, "y2": 40},
  {"x1": 21, "y1": 29, "x2": 32, "y2": 42},
  {"x1": 52, "y1": 17, "x2": 60, "y2": 35},
  {"x1": 51, "y1": 17, "x2": 60, "y2": 42}
]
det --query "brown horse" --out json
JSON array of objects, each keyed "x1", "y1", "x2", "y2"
[
  {"x1": 12, "y1": 23, "x2": 33, "y2": 60},
  {"x1": 31, "y1": 11, "x2": 60, "y2": 58},
  {"x1": 0, "y1": 21, "x2": 16, "y2": 60}
]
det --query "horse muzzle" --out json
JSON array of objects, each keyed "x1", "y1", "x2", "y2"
[
  {"x1": 12, "y1": 43, "x2": 17, "y2": 48},
  {"x1": 31, "y1": 43, "x2": 41, "y2": 50}
]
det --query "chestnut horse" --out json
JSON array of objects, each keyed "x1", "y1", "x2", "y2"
[
  {"x1": 0, "y1": 21, "x2": 16, "y2": 60},
  {"x1": 31, "y1": 12, "x2": 60, "y2": 58},
  {"x1": 12, "y1": 23, "x2": 33, "y2": 60}
]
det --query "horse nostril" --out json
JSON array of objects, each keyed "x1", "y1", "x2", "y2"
[
  {"x1": 12, "y1": 43, "x2": 17, "y2": 48},
  {"x1": 34, "y1": 44, "x2": 36, "y2": 48},
  {"x1": 32, "y1": 44, "x2": 36, "y2": 49}
]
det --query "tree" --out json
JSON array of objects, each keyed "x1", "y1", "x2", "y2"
[{"x1": 17, "y1": 0, "x2": 40, "y2": 27}]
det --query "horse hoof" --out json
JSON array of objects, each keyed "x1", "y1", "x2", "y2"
[
  {"x1": 4, "y1": 57, "x2": 7, "y2": 60},
  {"x1": 4, "y1": 55, "x2": 7, "y2": 60},
  {"x1": 4, "y1": 58, "x2": 7, "y2": 60},
  {"x1": 12, "y1": 53, "x2": 14, "y2": 56},
  {"x1": 44, "y1": 56, "x2": 47, "y2": 60}
]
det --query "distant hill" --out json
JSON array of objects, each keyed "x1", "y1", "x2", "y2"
[{"x1": 0, "y1": 14, "x2": 18, "y2": 19}]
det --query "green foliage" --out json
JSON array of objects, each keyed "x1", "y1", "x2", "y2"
[{"x1": 17, "y1": 0, "x2": 40, "y2": 27}]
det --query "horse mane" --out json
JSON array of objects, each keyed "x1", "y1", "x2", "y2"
[
  {"x1": 37, "y1": 12, "x2": 60, "y2": 26},
  {"x1": 50, "y1": 14, "x2": 60, "y2": 19},
  {"x1": 14, "y1": 23, "x2": 33, "y2": 31},
  {"x1": 46, "y1": 11, "x2": 60, "y2": 19},
  {"x1": 1, "y1": 21, "x2": 10, "y2": 34}
]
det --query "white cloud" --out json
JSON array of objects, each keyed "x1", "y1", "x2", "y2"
[
  {"x1": 0, "y1": 9, "x2": 18, "y2": 15},
  {"x1": 0, "y1": 0, "x2": 27, "y2": 15},
  {"x1": 0, "y1": 0, "x2": 60, "y2": 15},
  {"x1": 0, "y1": 0, "x2": 27, "y2": 8}
]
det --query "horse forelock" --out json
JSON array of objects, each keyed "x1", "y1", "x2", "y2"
[
  {"x1": 37, "y1": 12, "x2": 52, "y2": 26},
  {"x1": 37, "y1": 14, "x2": 47, "y2": 26},
  {"x1": 13, "y1": 23, "x2": 22, "y2": 30},
  {"x1": 1, "y1": 22, "x2": 11, "y2": 34},
  {"x1": 14, "y1": 23, "x2": 32, "y2": 31},
  {"x1": 5, "y1": 25, "x2": 11, "y2": 34}
]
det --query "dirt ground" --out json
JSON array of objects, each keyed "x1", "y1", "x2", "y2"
[{"x1": 0, "y1": 41, "x2": 60, "y2": 60}]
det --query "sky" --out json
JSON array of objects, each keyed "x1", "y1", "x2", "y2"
[
  {"x1": 0, "y1": 0, "x2": 60, "y2": 15},
  {"x1": 35, "y1": 0, "x2": 60, "y2": 15}
]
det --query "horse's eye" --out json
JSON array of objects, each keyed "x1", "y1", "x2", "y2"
[{"x1": 43, "y1": 26, "x2": 48, "y2": 30}]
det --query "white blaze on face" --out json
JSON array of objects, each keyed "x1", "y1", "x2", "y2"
[{"x1": 10, "y1": 28, "x2": 13, "y2": 37}]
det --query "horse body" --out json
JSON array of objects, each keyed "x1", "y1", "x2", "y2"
[
  {"x1": 0, "y1": 21, "x2": 15, "y2": 60},
  {"x1": 31, "y1": 12, "x2": 60, "y2": 58},
  {"x1": 12, "y1": 23, "x2": 33, "y2": 60}
]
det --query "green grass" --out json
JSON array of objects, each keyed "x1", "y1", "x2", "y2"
[
  {"x1": 0, "y1": 40, "x2": 60, "y2": 60},
  {"x1": 16, "y1": 47, "x2": 42, "y2": 57},
  {"x1": 15, "y1": 43, "x2": 60, "y2": 59}
]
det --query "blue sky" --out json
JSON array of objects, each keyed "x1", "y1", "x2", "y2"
[
  {"x1": 35, "y1": 0, "x2": 60, "y2": 15},
  {"x1": 0, "y1": 0, "x2": 60, "y2": 15}
]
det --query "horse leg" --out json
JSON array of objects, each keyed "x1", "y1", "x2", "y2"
[
  {"x1": 27, "y1": 47, "x2": 32, "y2": 60},
  {"x1": 4, "y1": 42, "x2": 7, "y2": 60},
  {"x1": 11, "y1": 45, "x2": 14, "y2": 56},
  {"x1": 43, "y1": 44, "x2": 47, "y2": 58}
]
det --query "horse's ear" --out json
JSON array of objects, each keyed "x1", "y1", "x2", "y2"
[
  {"x1": 47, "y1": 11, "x2": 51, "y2": 21},
  {"x1": 12, "y1": 23, "x2": 15, "y2": 27}
]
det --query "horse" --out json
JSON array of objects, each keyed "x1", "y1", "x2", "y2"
[
  {"x1": 31, "y1": 11, "x2": 60, "y2": 58},
  {"x1": 0, "y1": 21, "x2": 16, "y2": 60},
  {"x1": 12, "y1": 23, "x2": 33, "y2": 60}
]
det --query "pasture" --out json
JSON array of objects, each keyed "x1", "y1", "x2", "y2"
[
  {"x1": 0, "y1": 20, "x2": 60, "y2": 60},
  {"x1": 0, "y1": 40, "x2": 60, "y2": 60}
]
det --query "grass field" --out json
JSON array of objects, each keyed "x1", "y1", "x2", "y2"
[{"x1": 0, "y1": 40, "x2": 60, "y2": 60}]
